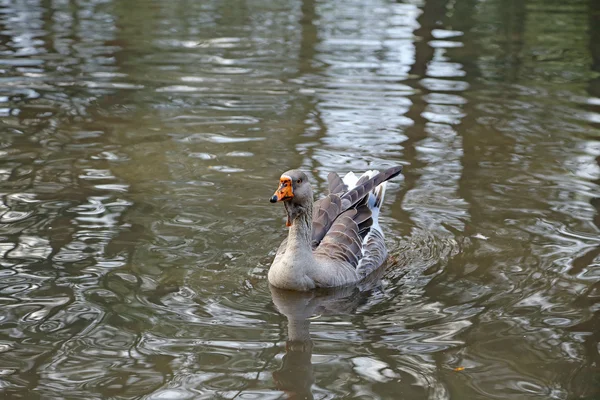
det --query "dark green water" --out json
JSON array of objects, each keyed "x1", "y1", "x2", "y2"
[{"x1": 0, "y1": 0, "x2": 598, "y2": 398}]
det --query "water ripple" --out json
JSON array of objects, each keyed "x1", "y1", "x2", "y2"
[{"x1": 0, "y1": 0, "x2": 597, "y2": 399}]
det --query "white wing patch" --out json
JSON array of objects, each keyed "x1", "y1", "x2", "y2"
[{"x1": 342, "y1": 171, "x2": 359, "y2": 189}]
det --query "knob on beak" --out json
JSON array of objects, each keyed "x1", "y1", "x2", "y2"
[{"x1": 270, "y1": 177, "x2": 294, "y2": 203}]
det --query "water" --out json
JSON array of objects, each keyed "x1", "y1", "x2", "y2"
[{"x1": 0, "y1": 0, "x2": 598, "y2": 398}]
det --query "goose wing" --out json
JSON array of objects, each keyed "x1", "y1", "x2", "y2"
[
  {"x1": 311, "y1": 166, "x2": 401, "y2": 250},
  {"x1": 313, "y1": 196, "x2": 374, "y2": 269}
]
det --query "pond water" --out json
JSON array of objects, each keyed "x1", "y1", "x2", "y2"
[{"x1": 0, "y1": 0, "x2": 599, "y2": 399}]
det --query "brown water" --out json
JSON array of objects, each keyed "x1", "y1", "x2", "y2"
[{"x1": 0, "y1": 0, "x2": 598, "y2": 399}]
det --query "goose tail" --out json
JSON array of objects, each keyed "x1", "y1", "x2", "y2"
[{"x1": 343, "y1": 170, "x2": 388, "y2": 234}]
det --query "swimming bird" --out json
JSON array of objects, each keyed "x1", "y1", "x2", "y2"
[{"x1": 268, "y1": 166, "x2": 402, "y2": 291}]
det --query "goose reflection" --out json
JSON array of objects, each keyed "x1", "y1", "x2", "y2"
[{"x1": 270, "y1": 283, "x2": 377, "y2": 399}]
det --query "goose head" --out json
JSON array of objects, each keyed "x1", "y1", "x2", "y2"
[{"x1": 270, "y1": 170, "x2": 313, "y2": 226}]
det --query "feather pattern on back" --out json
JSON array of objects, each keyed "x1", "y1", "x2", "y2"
[
  {"x1": 311, "y1": 167, "x2": 401, "y2": 248},
  {"x1": 312, "y1": 167, "x2": 400, "y2": 269}
]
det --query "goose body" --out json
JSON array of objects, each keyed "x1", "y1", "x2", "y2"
[{"x1": 268, "y1": 166, "x2": 402, "y2": 291}]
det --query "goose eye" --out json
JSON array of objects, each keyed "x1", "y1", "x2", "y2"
[{"x1": 297, "y1": 179, "x2": 302, "y2": 184}]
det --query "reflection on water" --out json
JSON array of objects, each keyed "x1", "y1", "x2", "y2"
[
  {"x1": 270, "y1": 286, "x2": 349, "y2": 400},
  {"x1": 0, "y1": 0, "x2": 599, "y2": 398}
]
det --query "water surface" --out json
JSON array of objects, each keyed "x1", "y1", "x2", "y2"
[{"x1": 0, "y1": 0, "x2": 599, "y2": 399}]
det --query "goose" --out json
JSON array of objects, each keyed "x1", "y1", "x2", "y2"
[{"x1": 268, "y1": 166, "x2": 402, "y2": 291}]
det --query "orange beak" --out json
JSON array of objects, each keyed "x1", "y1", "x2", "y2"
[{"x1": 269, "y1": 177, "x2": 294, "y2": 203}]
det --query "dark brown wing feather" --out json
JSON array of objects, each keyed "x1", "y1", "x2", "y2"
[
  {"x1": 327, "y1": 172, "x2": 347, "y2": 194},
  {"x1": 311, "y1": 194, "x2": 342, "y2": 248}
]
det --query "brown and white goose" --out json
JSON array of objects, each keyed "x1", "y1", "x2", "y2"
[{"x1": 268, "y1": 166, "x2": 402, "y2": 291}]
